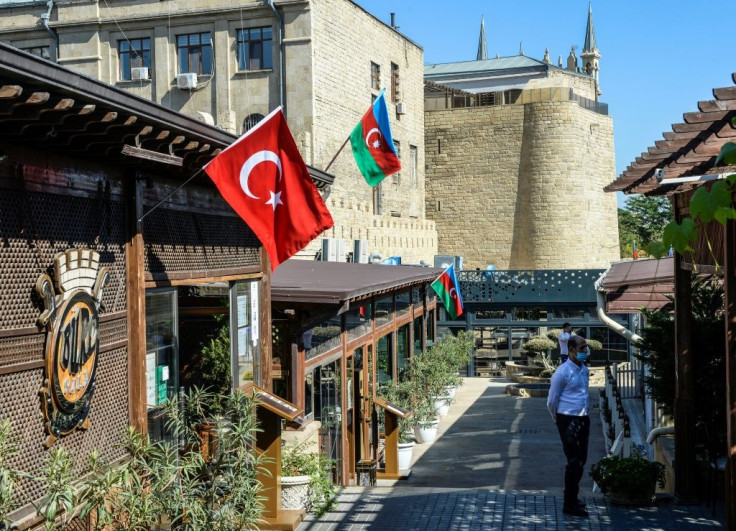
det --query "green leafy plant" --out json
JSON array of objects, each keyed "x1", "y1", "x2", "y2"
[
  {"x1": 522, "y1": 337, "x2": 555, "y2": 354},
  {"x1": 35, "y1": 446, "x2": 76, "y2": 531},
  {"x1": 663, "y1": 137, "x2": 736, "y2": 267},
  {"x1": 378, "y1": 380, "x2": 415, "y2": 443},
  {"x1": 587, "y1": 339, "x2": 602, "y2": 351},
  {"x1": 0, "y1": 419, "x2": 20, "y2": 529},
  {"x1": 198, "y1": 313, "x2": 232, "y2": 396},
  {"x1": 281, "y1": 442, "x2": 336, "y2": 515},
  {"x1": 589, "y1": 450, "x2": 666, "y2": 501}
]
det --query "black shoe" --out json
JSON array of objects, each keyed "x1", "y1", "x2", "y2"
[
  {"x1": 563, "y1": 505, "x2": 589, "y2": 517},
  {"x1": 575, "y1": 498, "x2": 587, "y2": 508}
]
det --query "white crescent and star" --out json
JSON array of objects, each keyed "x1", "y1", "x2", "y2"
[
  {"x1": 240, "y1": 150, "x2": 284, "y2": 211},
  {"x1": 365, "y1": 128, "x2": 382, "y2": 149},
  {"x1": 449, "y1": 287, "x2": 458, "y2": 299}
]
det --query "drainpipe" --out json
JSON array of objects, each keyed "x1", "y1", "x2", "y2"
[
  {"x1": 646, "y1": 425, "x2": 674, "y2": 444},
  {"x1": 40, "y1": 0, "x2": 59, "y2": 63},
  {"x1": 368, "y1": 253, "x2": 383, "y2": 263},
  {"x1": 594, "y1": 270, "x2": 643, "y2": 344},
  {"x1": 266, "y1": 0, "x2": 285, "y2": 116}
]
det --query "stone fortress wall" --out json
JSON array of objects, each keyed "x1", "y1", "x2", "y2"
[{"x1": 424, "y1": 87, "x2": 619, "y2": 270}]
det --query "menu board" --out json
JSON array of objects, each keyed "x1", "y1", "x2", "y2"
[
  {"x1": 253, "y1": 386, "x2": 302, "y2": 421},
  {"x1": 374, "y1": 397, "x2": 412, "y2": 419}
]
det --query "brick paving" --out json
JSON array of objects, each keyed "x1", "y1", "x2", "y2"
[{"x1": 298, "y1": 378, "x2": 725, "y2": 530}]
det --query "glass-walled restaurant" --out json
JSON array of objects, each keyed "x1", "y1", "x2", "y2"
[
  {"x1": 271, "y1": 261, "x2": 440, "y2": 486},
  {"x1": 438, "y1": 269, "x2": 634, "y2": 376}
]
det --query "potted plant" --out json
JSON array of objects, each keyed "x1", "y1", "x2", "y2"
[
  {"x1": 378, "y1": 381, "x2": 415, "y2": 469},
  {"x1": 0, "y1": 419, "x2": 20, "y2": 529},
  {"x1": 410, "y1": 393, "x2": 440, "y2": 444},
  {"x1": 589, "y1": 451, "x2": 666, "y2": 505},
  {"x1": 280, "y1": 442, "x2": 336, "y2": 516}
]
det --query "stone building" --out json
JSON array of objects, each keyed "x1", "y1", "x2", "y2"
[
  {"x1": 0, "y1": 0, "x2": 436, "y2": 264},
  {"x1": 424, "y1": 6, "x2": 619, "y2": 270}
]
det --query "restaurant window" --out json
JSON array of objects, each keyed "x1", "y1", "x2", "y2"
[
  {"x1": 22, "y1": 45, "x2": 50, "y2": 60},
  {"x1": 413, "y1": 316, "x2": 423, "y2": 355},
  {"x1": 412, "y1": 286, "x2": 422, "y2": 306},
  {"x1": 376, "y1": 334, "x2": 393, "y2": 383},
  {"x1": 370, "y1": 62, "x2": 380, "y2": 91},
  {"x1": 305, "y1": 315, "x2": 342, "y2": 361},
  {"x1": 118, "y1": 38, "x2": 151, "y2": 80},
  {"x1": 346, "y1": 301, "x2": 372, "y2": 342},
  {"x1": 230, "y1": 280, "x2": 259, "y2": 387},
  {"x1": 236, "y1": 26, "x2": 273, "y2": 70},
  {"x1": 396, "y1": 290, "x2": 410, "y2": 319},
  {"x1": 145, "y1": 289, "x2": 178, "y2": 443},
  {"x1": 375, "y1": 294, "x2": 393, "y2": 328},
  {"x1": 426, "y1": 309, "x2": 435, "y2": 346},
  {"x1": 550, "y1": 307, "x2": 585, "y2": 319},
  {"x1": 177, "y1": 32, "x2": 212, "y2": 75},
  {"x1": 396, "y1": 324, "x2": 410, "y2": 381},
  {"x1": 474, "y1": 309, "x2": 507, "y2": 320},
  {"x1": 390, "y1": 62, "x2": 399, "y2": 101},
  {"x1": 513, "y1": 307, "x2": 547, "y2": 322}
]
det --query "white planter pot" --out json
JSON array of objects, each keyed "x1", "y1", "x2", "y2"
[
  {"x1": 398, "y1": 441, "x2": 415, "y2": 470},
  {"x1": 434, "y1": 396, "x2": 451, "y2": 417},
  {"x1": 443, "y1": 386, "x2": 457, "y2": 400},
  {"x1": 414, "y1": 420, "x2": 439, "y2": 443},
  {"x1": 281, "y1": 474, "x2": 310, "y2": 510}
]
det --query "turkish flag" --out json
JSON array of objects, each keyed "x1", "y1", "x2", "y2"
[{"x1": 204, "y1": 107, "x2": 333, "y2": 270}]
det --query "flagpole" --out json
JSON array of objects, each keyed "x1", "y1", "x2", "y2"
[
  {"x1": 137, "y1": 167, "x2": 206, "y2": 223},
  {"x1": 324, "y1": 135, "x2": 350, "y2": 173}
]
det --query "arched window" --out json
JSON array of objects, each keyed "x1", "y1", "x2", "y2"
[{"x1": 242, "y1": 113, "x2": 264, "y2": 133}]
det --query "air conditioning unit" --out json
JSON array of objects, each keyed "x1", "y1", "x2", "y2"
[
  {"x1": 321, "y1": 238, "x2": 346, "y2": 262},
  {"x1": 396, "y1": 101, "x2": 406, "y2": 114},
  {"x1": 131, "y1": 67, "x2": 149, "y2": 81},
  {"x1": 434, "y1": 255, "x2": 463, "y2": 271},
  {"x1": 353, "y1": 239, "x2": 368, "y2": 264},
  {"x1": 176, "y1": 72, "x2": 198, "y2": 90}
]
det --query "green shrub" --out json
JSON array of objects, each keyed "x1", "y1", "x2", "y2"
[{"x1": 281, "y1": 442, "x2": 336, "y2": 515}]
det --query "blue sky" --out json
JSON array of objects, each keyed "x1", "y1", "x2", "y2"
[{"x1": 356, "y1": 0, "x2": 736, "y2": 207}]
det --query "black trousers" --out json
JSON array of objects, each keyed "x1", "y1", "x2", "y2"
[{"x1": 556, "y1": 413, "x2": 590, "y2": 505}]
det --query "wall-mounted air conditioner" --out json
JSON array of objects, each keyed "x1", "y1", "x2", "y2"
[
  {"x1": 353, "y1": 239, "x2": 368, "y2": 264},
  {"x1": 396, "y1": 101, "x2": 406, "y2": 114},
  {"x1": 321, "y1": 238, "x2": 346, "y2": 262},
  {"x1": 176, "y1": 73, "x2": 198, "y2": 90},
  {"x1": 131, "y1": 67, "x2": 149, "y2": 81}
]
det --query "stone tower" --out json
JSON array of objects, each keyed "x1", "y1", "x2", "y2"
[{"x1": 580, "y1": 3, "x2": 600, "y2": 90}]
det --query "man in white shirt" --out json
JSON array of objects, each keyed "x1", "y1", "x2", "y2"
[
  {"x1": 557, "y1": 323, "x2": 572, "y2": 363},
  {"x1": 547, "y1": 334, "x2": 590, "y2": 517}
]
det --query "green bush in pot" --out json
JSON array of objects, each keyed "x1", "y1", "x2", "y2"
[{"x1": 589, "y1": 451, "x2": 666, "y2": 505}]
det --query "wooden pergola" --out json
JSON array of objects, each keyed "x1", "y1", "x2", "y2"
[{"x1": 606, "y1": 72, "x2": 736, "y2": 528}]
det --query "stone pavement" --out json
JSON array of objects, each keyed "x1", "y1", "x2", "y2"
[{"x1": 298, "y1": 378, "x2": 725, "y2": 530}]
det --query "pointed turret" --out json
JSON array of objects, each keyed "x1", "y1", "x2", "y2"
[
  {"x1": 477, "y1": 16, "x2": 488, "y2": 60},
  {"x1": 543, "y1": 47, "x2": 550, "y2": 64},
  {"x1": 580, "y1": 3, "x2": 601, "y2": 88},
  {"x1": 519, "y1": 41, "x2": 524, "y2": 56}
]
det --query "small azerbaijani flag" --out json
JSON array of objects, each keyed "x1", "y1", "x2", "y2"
[
  {"x1": 349, "y1": 90, "x2": 401, "y2": 186},
  {"x1": 633, "y1": 241, "x2": 639, "y2": 260},
  {"x1": 431, "y1": 265, "x2": 464, "y2": 320}
]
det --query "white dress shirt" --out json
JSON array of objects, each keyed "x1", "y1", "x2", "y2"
[{"x1": 547, "y1": 359, "x2": 589, "y2": 420}]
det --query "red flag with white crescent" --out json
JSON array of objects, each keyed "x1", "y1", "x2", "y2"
[{"x1": 204, "y1": 107, "x2": 334, "y2": 270}]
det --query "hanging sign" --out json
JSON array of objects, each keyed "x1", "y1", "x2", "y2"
[{"x1": 36, "y1": 249, "x2": 110, "y2": 447}]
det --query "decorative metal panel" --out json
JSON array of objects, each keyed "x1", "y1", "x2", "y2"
[
  {"x1": 458, "y1": 269, "x2": 605, "y2": 304},
  {"x1": 0, "y1": 346, "x2": 128, "y2": 512},
  {"x1": 143, "y1": 208, "x2": 261, "y2": 274},
  {"x1": 0, "y1": 187, "x2": 127, "y2": 332}
]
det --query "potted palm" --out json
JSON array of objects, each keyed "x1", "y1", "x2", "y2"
[{"x1": 589, "y1": 451, "x2": 666, "y2": 505}]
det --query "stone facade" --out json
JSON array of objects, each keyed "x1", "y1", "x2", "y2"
[
  {"x1": 0, "y1": 0, "x2": 437, "y2": 264},
  {"x1": 425, "y1": 95, "x2": 619, "y2": 270}
]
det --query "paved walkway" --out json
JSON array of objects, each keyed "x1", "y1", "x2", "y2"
[{"x1": 298, "y1": 378, "x2": 725, "y2": 530}]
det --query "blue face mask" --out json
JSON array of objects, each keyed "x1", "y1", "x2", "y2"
[{"x1": 576, "y1": 350, "x2": 589, "y2": 363}]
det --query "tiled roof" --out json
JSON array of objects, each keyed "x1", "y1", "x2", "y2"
[{"x1": 601, "y1": 258, "x2": 674, "y2": 313}]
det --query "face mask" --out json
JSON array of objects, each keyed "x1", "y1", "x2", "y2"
[{"x1": 576, "y1": 351, "x2": 588, "y2": 363}]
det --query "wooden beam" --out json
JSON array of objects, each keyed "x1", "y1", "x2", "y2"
[
  {"x1": 0, "y1": 84, "x2": 21, "y2": 98},
  {"x1": 126, "y1": 173, "x2": 147, "y2": 434},
  {"x1": 673, "y1": 194, "x2": 698, "y2": 503},
  {"x1": 673, "y1": 121, "x2": 711, "y2": 133},
  {"x1": 723, "y1": 217, "x2": 736, "y2": 531},
  {"x1": 259, "y1": 247, "x2": 272, "y2": 390},
  {"x1": 121, "y1": 144, "x2": 183, "y2": 166},
  {"x1": 684, "y1": 110, "x2": 730, "y2": 124},
  {"x1": 697, "y1": 99, "x2": 736, "y2": 113},
  {"x1": 714, "y1": 86, "x2": 736, "y2": 101}
]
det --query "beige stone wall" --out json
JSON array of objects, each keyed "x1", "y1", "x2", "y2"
[
  {"x1": 0, "y1": 0, "x2": 437, "y2": 264},
  {"x1": 547, "y1": 68, "x2": 599, "y2": 99},
  {"x1": 425, "y1": 100, "x2": 618, "y2": 270}
]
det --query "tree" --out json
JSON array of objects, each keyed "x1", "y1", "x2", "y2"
[{"x1": 618, "y1": 195, "x2": 673, "y2": 258}]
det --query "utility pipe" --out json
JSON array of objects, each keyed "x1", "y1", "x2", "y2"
[
  {"x1": 266, "y1": 0, "x2": 285, "y2": 115},
  {"x1": 646, "y1": 425, "x2": 674, "y2": 444},
  {"x1": 594, "y1": 270, "x2": 643, "y2": 344},
  {"x1": 40, "y1": 0, "x2": 59, "y2": 63}
]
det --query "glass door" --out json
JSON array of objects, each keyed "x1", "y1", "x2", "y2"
[{"x1": 145, "y1": 289, "x2": 178, "y2": 443}]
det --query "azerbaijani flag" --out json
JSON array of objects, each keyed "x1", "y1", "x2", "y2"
[
  {"x1": 431, "y1": 265, "x2": 464, "y2": 320},
  {"x1": 633, "y1": 241, "x2": 639, "y2": 260},
  {"x1": 349, "y1": 91, "x2": 401, "y2": 186}
]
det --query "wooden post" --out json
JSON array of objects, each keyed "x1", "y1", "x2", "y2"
[
  {"x1": 126, "y1": 173, "x2": 147, "y2": 433},
  {"x1": 382, "y1": 410, "x2": 400, "y2": 478},
  {"x1": 673, "y1": 194, "x2": 697, "y2": 503},
  {"x1": 260, "y1": 248, "x2": 272, "y2": 390},
  {"x1": 723, "y1": 218, "x2": 736, "y2": 529}
]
